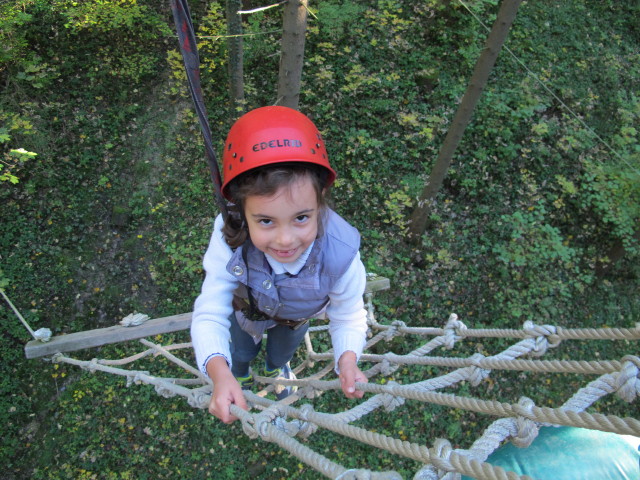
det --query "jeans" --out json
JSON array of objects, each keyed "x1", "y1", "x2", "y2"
[{"x1": 229, "y1": 313, "x2": 309, "y2": 377}]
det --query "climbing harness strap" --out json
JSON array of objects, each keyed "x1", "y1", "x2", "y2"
[{"x1": 170, "y1": 0, "x2": 228, "y2": 220}]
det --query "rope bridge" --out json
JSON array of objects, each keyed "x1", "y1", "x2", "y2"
[{"x1": 21, "y1": 277, "x2": 640, "y2": 480}]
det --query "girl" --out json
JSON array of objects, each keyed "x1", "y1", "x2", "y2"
[{"x1": 191, "y1": 106, "x2": 368, "y2": 424}]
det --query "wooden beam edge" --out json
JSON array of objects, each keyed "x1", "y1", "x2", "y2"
[
  {"x1": 25, "y1": 276, "x2": 391, "y2": 359},
  {"x1": 364, "y1": 276, "x2": 391, "y2": 293},
  {"x1": 25, "y1": 312, "x2": 192, "y2": 359}
]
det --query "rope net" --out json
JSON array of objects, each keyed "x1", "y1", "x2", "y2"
[{"x1": 49, "y1": 293, "x2": 640, "y2": 480}]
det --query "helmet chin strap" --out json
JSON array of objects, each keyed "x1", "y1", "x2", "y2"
[{"x1": 170, "y1": 0, "x2": 229, "y2": 220}]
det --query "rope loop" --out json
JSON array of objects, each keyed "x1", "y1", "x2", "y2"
[
  {"x1": 615, "y1": 355, "x2": 640, "y2": 403},
  {"x1": 413, "y1": 465, "x2": 441, "y2": 480},
  {"x1": 384, "y1": 320, "x2": 406, "y2": 341},
  {"x1": 299, "y1": 403, "x2": 315, "y2": 420},
  {"x1": 335, "y1": 469, "x2": 360, "y2": 480},
  {"x1": 301, "y1": 383, "x2": 320, "y2": 399},
  {"x1": 154, "y1": 383, "x2": 177, "y2": 399},
  {"x1": 296, "y1": 404, "x2": 318, "y2": 438},
  {"x1": 34, "y1": 327, "x2": 53, "y2": 342},
  {"x1": 340, "y1": 468, "x2": 404, "y2": 480},
  {"x1": 468, "y1": 353, "x2": 491, "y2": 386},
  {"x1": 126, "y1": 372, "x2": 141, "y2": 387},
  {"x1": 512, "y1": 397, "x2": 539, "y2": 447},
  {"x1": 252, "y1": 405, "x2": 289, "y2": 440},
  {"x1": 240, "y1": 412, "x2": 259, "y2": 440},
  {"x1": 381, "y1": 381, "x2": 406, "y2": 412},
  {"x1": 336, "y1": 468, "x2": 399, "y2": 479},
  {"x1": 255, "y1": 411, "x2": 275, "y2": 440},
  {"x1": 379, "y1": 358, "x2": 397, "y2": 376},
  {"x1": 523, "y1": 321, "x2": 559, "y2": 356},
  {"x1": 119, "y1": 312, "x2": 150, "y2": 327},
  {"x1": 265, "y1": 404, "x2": 309, "y2": 438},
  {"x1": 429, "y1": 438, "x2": 455, "y2": 474},
  {"x1": 187, "y1": 390, "x2": 210, "y2": 409},
  {"x1": 444, "y1": 314, "x2": 466, "y2": 349},
  {"x1": 88, "y1": 358, "x2": 100, "y2": 373}
]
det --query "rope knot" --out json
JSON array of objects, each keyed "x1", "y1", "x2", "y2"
[
  {"x1": 444, "y1": 314, "x2": 466, "y2": 349},
  {"x1": 304, "y1": 378, "x2": 328, "y2": 399},
  {"x1": 299, "y1": 403, "x2": 315, "y2": 420},
  {"x1": 126, "y1": 371, "x2": 150, "y2": 387},
  {"x1": 512, "y1": 397, "x2": 539, "y2": 447},
  {"x1": 429, "y1": 438, "x2": 455, "y2": 474},
  {"x1": 240, "y1": 413, "x2": 258, "y2": 440},
  {"x1": 188, "y1": 390, "x2": 210, "y2": 409},
  {"x1": 119, "y1": 312, "x2": 150, "y2": 327},
  {"x1": 87, "y1": 358, "x2": 100, "y2": 373},
  {"x1": 298, "y1": 385, "x2": 318, "y2": 400},
  {"x1": 468, "y1": 353, "x2": 491, "y2": 386},
  {"x1": 381, "y1": 381, "x2": 405, "y2": 412},
  {"x1": 336, "y1": 468, "x2": 402, "y2": 480},
  {"x1": 615, "y1": 355, "x2": 640, "y2": 403},
  {"x1": 523, "y1": 321, "x2": 559, "y2": 356},
  {"x1": 296, "y1": 404, "x2": 318, "y2": 438},
  {"x1": 154, "y1": 382, "x2": 177, "y2": 399},
  {"x1": 379, "y1": 358, "x2": 398, "y2": 376},
  {"x1": 336, "y1": 468, "x2": 403, "y2": 480},
  {"x1": 34, "y1": 327, "x2": 52, "y2": 342},
  {"x1": 251, "y1": 407, "x2": 283, "y2": 441},
  {"x1": 384, "y1": 320, "x2": 406, "y2": 341},
  {"x1": 301, "y1": 383, "x2": 319, "y2": 399}
]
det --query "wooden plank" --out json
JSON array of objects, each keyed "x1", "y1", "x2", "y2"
[
  {"x1": 364, "y1": 275, "x2": 391, "y2": 293},
  {"x1": 24, "y1": 276, "x2": 391, "y2": 359},
  {"x1": 25, "y1": 312, "x2": 192, "y2": 359}
]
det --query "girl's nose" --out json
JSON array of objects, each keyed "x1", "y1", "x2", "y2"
[{"x1": 276, "y1": 227, "x2": 294, "y2": 247}]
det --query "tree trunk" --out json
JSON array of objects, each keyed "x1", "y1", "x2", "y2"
[
  {"x1": 406, "y1": 0, "x2": 523, "y2": 243},
  {"x1": 226, "y1": 0, "x2": 245, "y2": 118},
  {"x1": 276, "y1": 0, "x2": 308, "y2": 109}
]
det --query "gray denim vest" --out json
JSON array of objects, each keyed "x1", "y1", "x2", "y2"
[{"x1": 226, "y1": 209, "x2": 360, "y2": 336}]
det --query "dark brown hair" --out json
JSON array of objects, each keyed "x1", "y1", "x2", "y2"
[{"x1": 222, "y1": 164, "x2": 330, "y2": 248}]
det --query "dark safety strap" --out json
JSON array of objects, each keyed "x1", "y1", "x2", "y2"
[{"x1": 170, "y1": 0, "x2": 229, "y2": 220}]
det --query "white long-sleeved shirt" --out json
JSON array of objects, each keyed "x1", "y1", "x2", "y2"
[{"x1": 190, "y1": 214, "x2": 368, "y2": 376}]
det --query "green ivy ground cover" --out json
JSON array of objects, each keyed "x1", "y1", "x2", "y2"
[{"x1": 1, "y1": 1, "x2": 638, "y2": 478}]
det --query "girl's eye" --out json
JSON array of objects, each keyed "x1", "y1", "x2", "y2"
[
  {"x1": 257, "y1": 218, "x2": 273, "y2": 226},
  {"x1": 295, "y1": 215, "x2": 309, "y2": 223}
]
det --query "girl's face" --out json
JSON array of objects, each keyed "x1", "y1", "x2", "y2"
[{"x1": 244, "y1": 175, "x2": 320, "y2": 263}]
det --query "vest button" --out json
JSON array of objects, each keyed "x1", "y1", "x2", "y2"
[
  {"x1": 232, "y1": 266, "x2": 243, "y2": 276},
  {"x1": 308, "y1": 264, "x2": 317, "y2": 274},
  {"x1": 262, "y1": 279, "x2": 272, "y2": 289}
]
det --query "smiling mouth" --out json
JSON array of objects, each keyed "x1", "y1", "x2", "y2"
[{"x1": 272, "y1": 248, "x2": 298, "y2": 258}]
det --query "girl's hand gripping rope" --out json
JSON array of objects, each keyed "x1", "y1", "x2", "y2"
[
  {"x1": 207, "y1": 356, "x2": 248, "y2": 423},
  {"x1": 338, "y1": 351, "x2": 368, "y2": 399}
]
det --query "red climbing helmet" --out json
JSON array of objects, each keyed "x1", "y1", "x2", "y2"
[{"x1": 221, "y1": 106, "x2": 336, "y2": 200}]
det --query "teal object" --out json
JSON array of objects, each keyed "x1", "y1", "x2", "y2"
[{"x1": 462, "y1": 426, "x2": 640, "y2": 480}]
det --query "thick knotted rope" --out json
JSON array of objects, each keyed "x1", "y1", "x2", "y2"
[
  {"x1": 443, "y1": 314, "x2": 466, "y2": 349},
  {"x1": 47, "y1": 315, "x2": 638, "y2": 480},
  {"x1": 511, "y1": 397, "x2": 539, "y2": 448},
  {"x1": 616, "y1": 355, "x2": 640, "y2": 402}
]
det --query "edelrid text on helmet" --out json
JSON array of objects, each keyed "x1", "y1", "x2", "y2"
[
  {"x1": 221, "y1": 106, "x2": 336, "y2": 200},
  {"x1": 252, "y1": 138, "x2": 302, "y2": 152}
]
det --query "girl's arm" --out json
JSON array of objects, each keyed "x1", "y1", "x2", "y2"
[
  {"x1": 191, "y1": 214, "x2": 236, "y2": 374},
  {"x1": 326, "y1": 252, "x2": 369, "y2": 398},
  {"x1": 192, "y1": 215, "x2": 249, "y2": 421}
]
